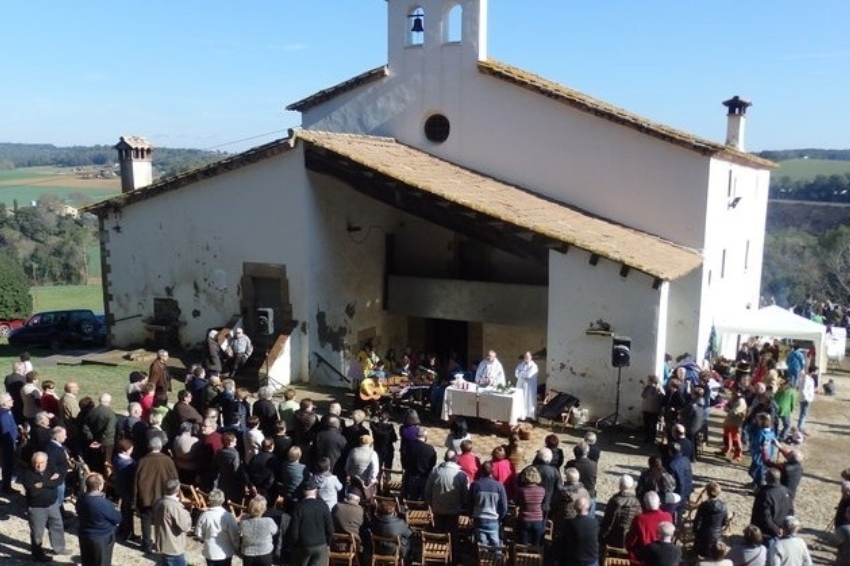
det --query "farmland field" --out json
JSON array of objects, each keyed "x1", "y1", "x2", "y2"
[
  {"x1": 774, "y1": 158, "x2": 850, "y2": 183},
  {"x1": 0, "y1": 166, "x2": 120, "y2": 207}
]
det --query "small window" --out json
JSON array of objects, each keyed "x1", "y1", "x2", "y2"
[
  {"x1": 721, "y1": 249, "x2": 727, "y2": 278},
  {"x1": 444, "y1": 3, "x2": 462, "y2": 43},
  {"x1": 424, "y1": 114, "x2": 451, "y2": 143},
  {"x1": 744, "y1": 240, "x2": 750, "y2": 271},
  {"x1": 727, "y1": 170, "x2": 733, "y2": 198}
]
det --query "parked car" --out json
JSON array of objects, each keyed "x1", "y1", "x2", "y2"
[
  {"x1": 0, "y1": 318, "x2": 25, "y2": 338},
  {"x1": 8, "y1": 309, "x2": 105, "y2": 349}
]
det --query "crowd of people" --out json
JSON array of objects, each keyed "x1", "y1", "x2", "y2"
[{"x1": 0, "y1": 341, "x2": 848, "y2": 566}]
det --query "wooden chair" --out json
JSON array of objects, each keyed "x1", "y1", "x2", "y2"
[
  {"x1": 544, "y1": 519, "x2": 554, "y2": 543},
  {"x1": 227, "y1": 500, "x2": 247, "y2": 519},
  {"x1": 476, "y1": 544, "x2": 504, "y2": 566},
  {"x1": 603, "y1": 546, "x2": 629, "y2": 566},
  {"x1": 179, "y1": 484, "x2": 207, "y2": 511},
  {"x1": 370, "y1": 534, "x2": 402, "y2": 566},
  {"x1": 329, "y1": 532, "x2": 360, "y2": 566},
  {"x1": 420, "y1": 531, "x2": 451, "y2": 565},
  {"x1": 402, "y1": 499, "x2": 433, "y2": 531},
  {"x1": 379, "y1": 468, "x2": 404, "y2": 498},
  {"x1": 511, "y1": 543, "x2": 544, "y2": 566}
]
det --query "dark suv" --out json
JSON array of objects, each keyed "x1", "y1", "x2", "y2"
[{"x1": 8, "y1": 309, "x2": 105, "y2": 349}]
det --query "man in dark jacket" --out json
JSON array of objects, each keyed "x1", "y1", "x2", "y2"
[
  {"x1": 532, "y1": 447, "x2": 562, "y2": 517},
  {"x1": 213, "y1": 431, "x2": 244, "y2": 505},
  {"x1": 401, "y1": 429, "x2": 436, "y2": 500},
  {"x1": 312, "y1": 416, "x2": 347, "y2": 473},
  {"x1": 560, "y1": 495, "x2": 599, "y2": 566},
  {"x1": 765, "y1": 441, "x2": 804, "y2": 512},
  {"x1": 82, "y1": 393, "x2": 117, "y2": 474},
  {"x1": 134, "y1": 436, "x2": 179, "y2": 554},
  {"x1": 288, "y1": 477, "x2": 334, "y2": 566},
  {"x1": 252, "y1": 386, "x2": 279, "y2": 437},
  {"x1": 750, "y1": 467, "x2": 792, "y2": 543},
  {"x1": 244, "y1": 437, "x2": 277, "y2": 499},
  {"x1": 637, "y1": 521, "x2": 681, "y2": 566},
  {"x1": 4, "y1": 361, "x2": 27, "y2": 425},
  {"x1": 76, "y1": 472, "x2": 122, "y2": 566},
  {"x1": 172, "y1": 390, "x2": 203, "y2": 432},
  {"x1": 43, "y1": 426, "x2": 69, "y2": 515},
  {"x1": 566, "y1": 441, "x2": 598, "y2": 510},
  {"x1": 0, "y1": 393, "x2": 19, "y2": 494},
  {"x1": 693, "y1": 481, "x2": 728, "y2": 558},
  {"x1": 665, "y1": 443, "x2": 693, "y2": 516},
  {"x1": 20, "y1": 451, "x2": 66, "y2": 561},
  {"x1": 599, "y1": 474, "x2": 641, "y2": 554},
  {"x1": 291, "y1": 399, "x2": 318, "y2": 447}
]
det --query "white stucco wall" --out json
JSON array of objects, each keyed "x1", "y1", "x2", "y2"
[
  {"x1": 102, "y1": 148, "x2": 315, "y2": 380},
  {"x1": 546, "y1": 249, "x2": 666, "y2": 424},
  {"x1": 691, "y1": 158, "x2": 771, "y2": 356},
  {"x1": 299, "y1": 0, "x2": 723, "y2": 250}
]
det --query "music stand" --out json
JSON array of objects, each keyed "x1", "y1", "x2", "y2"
[{"x1": 596, "y1": 365, "x2": 624, "y2": 427}]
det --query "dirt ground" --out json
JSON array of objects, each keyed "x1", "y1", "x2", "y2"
[{"x1": 0, "y1": 365, "x2": 847, "y2": 565}]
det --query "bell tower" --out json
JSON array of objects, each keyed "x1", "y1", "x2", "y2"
[
  {"x1": 114, "y1": 136, "x2": 153, "y2": 193},
  {"x1": 387, "y1": 0, "x2": 489, "y2": 73}
]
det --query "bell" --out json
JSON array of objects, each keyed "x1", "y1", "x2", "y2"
[{"x1": 410, "y1": 16, "x2": 424, "y2": 33}]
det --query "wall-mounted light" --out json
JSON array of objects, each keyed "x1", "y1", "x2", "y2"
[
  {"x1": 728, "y1": 196, "x2": 742, "y2": 209},
  {"x1": 346, "y1": 222, "x2": 362, "y2": 233}
]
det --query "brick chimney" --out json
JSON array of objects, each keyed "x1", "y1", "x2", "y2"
[
  {"x1": 115, "y1": 136, "x2": 153, "y2": 193},
  {"x1": 722, "y1": 96, "x2": 752, "y2": 151}
]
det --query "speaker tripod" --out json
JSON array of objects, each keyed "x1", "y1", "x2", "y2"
[{"x1": 596, "y1": 365, "x2": 624, "y2": 427}]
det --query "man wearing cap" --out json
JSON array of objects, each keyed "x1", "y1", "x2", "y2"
[
  {"x1": 332, "y1": 492, "x2": 364, "y2": 538},
  {"x1": 288, "y1": 476, "x2": 333, "y2": 566}
]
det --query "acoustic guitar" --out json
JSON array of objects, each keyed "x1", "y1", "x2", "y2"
[{"x1": 359, "y1": 377, "x2": 387, "y2": 401}]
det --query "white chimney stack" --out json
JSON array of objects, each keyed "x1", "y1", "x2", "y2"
[
  {"x1": 115, "y1": 135, "x2": 153, "y2": 193},
  {"x1": 722, "y1": 96, "x2": 752, "y2": 151}
]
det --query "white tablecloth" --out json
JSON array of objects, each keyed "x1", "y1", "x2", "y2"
[{"x1": 441, "y1": 384, "x2": 526, "y2": 425}]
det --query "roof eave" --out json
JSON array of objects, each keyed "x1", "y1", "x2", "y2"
[
  {"x1": 286, "y1": 66, "x2": 389, "y2": 113},
  {"x1": 477, "y1": 60, "x2": 776, "y2": 171},
  {"x1": 82, "y1": 135, "x2": 298, "y2": 216}
]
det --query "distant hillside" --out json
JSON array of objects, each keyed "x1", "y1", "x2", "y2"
[
  {"x1": 0, "y1": 142, "x2": 229, "y2": 178},
  {"x1": 757, "y1": 149, "x2": 850, "y2": 161}
]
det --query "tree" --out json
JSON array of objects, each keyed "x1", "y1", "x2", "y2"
[
  {"x1": 0, "y1": 252, "x2": 32, "y2": 318},
  {"x1": 819, "y1": 225, "x2": 850, "y2": 302},
  {"x1": 761, "y1": 229, "x2": 821, "y2": 306}
]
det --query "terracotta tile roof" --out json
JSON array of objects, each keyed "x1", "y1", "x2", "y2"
[
  {"x1": 297, "y1": 130, "x2": 703, "y2": 281},
  {"x1": 286, "y1": 66, "x2": 389, "y2": 112},
  {"x1": 83, "y1": 137, "x2": 297, "y2": 215},
  {"x1": 478, "y1": 60, "x2": 775, "y2": 170}
]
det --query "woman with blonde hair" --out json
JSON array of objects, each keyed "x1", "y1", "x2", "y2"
[
  {"x1": 239, "y1": 495, "x2": 278, "y2": 566},
  {"x1": 195, "y1": 489, "x2": 239, "y2": 566},
  {"x1": 345, "y1": 434, "x2": 380, "y2": 500}
]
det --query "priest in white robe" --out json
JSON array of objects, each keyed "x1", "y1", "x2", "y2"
[
  {"x1": 515, "y1": 351, "x2": 539, "y2": 420},
  {"x1": 475, "y1": 350, "x2": 506, "y2": 388}
]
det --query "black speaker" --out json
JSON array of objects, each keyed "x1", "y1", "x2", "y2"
[{"x1": 612, "y1": 335, "x2": 631, "y2": 367}]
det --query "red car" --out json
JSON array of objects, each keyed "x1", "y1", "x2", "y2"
[{"x1": 0, "y1": 318, "x2": 25, "y2": 339}]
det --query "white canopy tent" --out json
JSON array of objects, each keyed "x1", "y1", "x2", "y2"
[{"x1": 715, "y1": 305, "x2": 830, "y2": 372}]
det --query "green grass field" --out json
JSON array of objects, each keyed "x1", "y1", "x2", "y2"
[
  {"x1": 0, "y1": 166, "x2": 120, "y2": 208},
  {"x1": 30, "y1": 284, "x2": 104, "y2": 314},
  {"x1": 774, "y1": 158, "x2": 850, "y2": 183}
]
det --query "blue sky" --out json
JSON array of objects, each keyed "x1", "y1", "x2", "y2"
[{"x1": 1, "y1": 1, "x2": 848, "y2": 153}]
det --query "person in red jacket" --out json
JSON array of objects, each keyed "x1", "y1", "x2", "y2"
[{"x1": 625, "y1": 491, "x2": 673, "y2": 566}]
